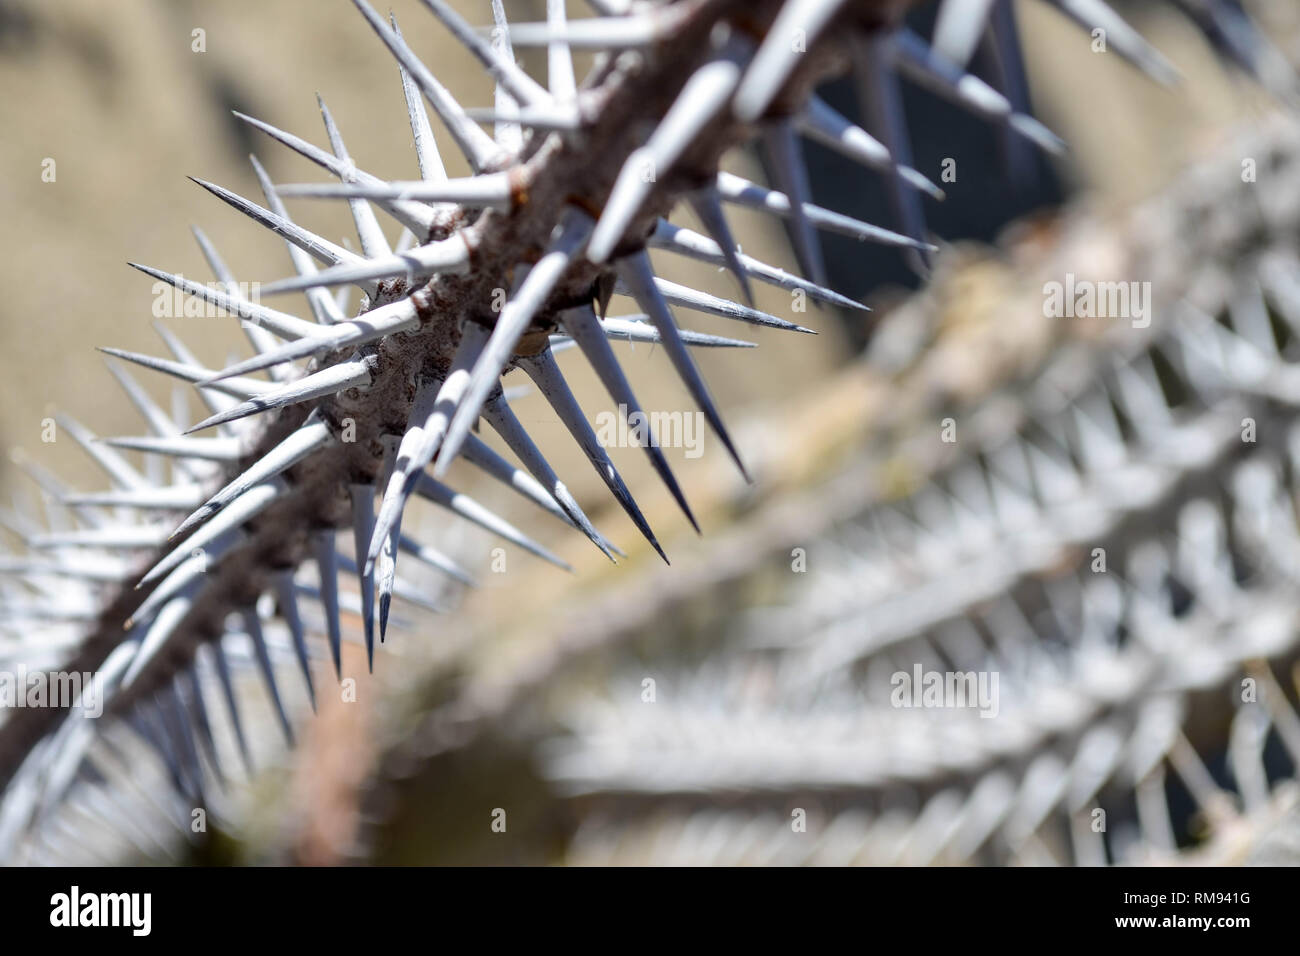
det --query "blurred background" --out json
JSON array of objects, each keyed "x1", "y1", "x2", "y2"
[{"x1": 2, "y1": 0, "x2": 1299, "y2": 864}]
